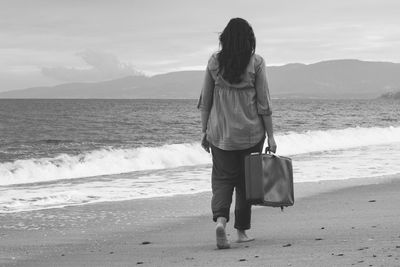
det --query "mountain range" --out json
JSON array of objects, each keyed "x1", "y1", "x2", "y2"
[{"x1": 1, "y1": 59, "x2": 400, "y2": 99}]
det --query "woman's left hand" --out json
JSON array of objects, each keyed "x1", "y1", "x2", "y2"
[{"x1": 201, "y1": 134, "x2": 210, "y2": 153}]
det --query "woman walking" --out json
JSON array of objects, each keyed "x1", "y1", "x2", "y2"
[{"x1": 198, "y1": 18, "x2": 277, "y2": 249}]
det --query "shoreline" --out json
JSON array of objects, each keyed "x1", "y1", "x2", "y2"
[
  {"x1": 2, "y1": 173, "x2": 398, "y2": 215},
  {"x1": 1, "y1": 175, "x2": 400, "y2": 266}
]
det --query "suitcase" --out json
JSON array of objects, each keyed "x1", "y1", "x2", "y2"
[{"x1": 244, "y1": 151, "x2": 294, "y2": 209}]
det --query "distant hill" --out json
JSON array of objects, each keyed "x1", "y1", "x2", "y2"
[
  {"x1": 1, "y1": 59, "x2": 400, "y2": 99},
  {"x1": 380, "y1": 91, "x2": 400, "y2": 99}
]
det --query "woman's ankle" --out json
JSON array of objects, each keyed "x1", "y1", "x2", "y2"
[
  {"x1": 237, "y1": 229, "x2": 246, "y2": 236},
  {"x1": 216, "y1": 217, "x2": 227, "y2": 228}
]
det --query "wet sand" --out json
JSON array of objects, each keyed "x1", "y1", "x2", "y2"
[{"x1": 1, "y1": 176, "x2": 400, "y2": 266}]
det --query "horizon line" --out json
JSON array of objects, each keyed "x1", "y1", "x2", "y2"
[{"x1": 1, "y1": 57, "x2": 399, "y2": 93}]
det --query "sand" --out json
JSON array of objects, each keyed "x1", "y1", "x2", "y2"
[{"x1": 1, "y1": 176, "x2": 400, "y2": 267}]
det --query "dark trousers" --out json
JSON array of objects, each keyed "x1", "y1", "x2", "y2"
[{"x1": 210, "y1": 138, "x2": 264, "y2": 230}]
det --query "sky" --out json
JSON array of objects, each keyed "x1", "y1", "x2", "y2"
[{"x1": 1, "y1": 0, "x2": 400, "y2": 92}]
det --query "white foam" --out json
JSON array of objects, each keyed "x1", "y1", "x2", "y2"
[
  {"x1": 0, "y1": 143, "x2": 210, "y2": 186},
  {"x1": 0, "y1": 167, "x2": 212, "y2": 213},
  {"x1": 1, "y1": 141, "x2": 400, "y2": 213},
  {"x1": 277, "y1": 126, "x2": 400, "y2": 155},
  {"x1": 1, "y1": 126, "x2": 400, "y2": 186}
]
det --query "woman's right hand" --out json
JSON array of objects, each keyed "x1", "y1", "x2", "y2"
[
  {"x1": 201, "y1": 133, "x2": 210, "y2": 153},
  {"x1": 267, "y1": 136, "x2": 277, "y2": 153}
]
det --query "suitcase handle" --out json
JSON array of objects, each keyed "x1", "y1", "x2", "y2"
[
  {"x1": 265, "y1": 147, "x2": 280, "y2": 158},
  {"x1": 251, "y1": 147, "x2": 277, "y2": 156},
  {"x1": 265, "y1": 147, "x2": 273, "y2": 154}
]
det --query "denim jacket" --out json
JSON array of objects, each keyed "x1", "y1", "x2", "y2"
[{"x1": 197, "y1": 52, "x2": 272, "y2": 150}]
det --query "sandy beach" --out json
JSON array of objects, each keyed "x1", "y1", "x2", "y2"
[{"x1": 1, "y1": 176, "x2": 400, "y2": 267}]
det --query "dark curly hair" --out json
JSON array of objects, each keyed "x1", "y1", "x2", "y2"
[{"x1": 217, "y1": 18, "x2": 256, "y2": 84}]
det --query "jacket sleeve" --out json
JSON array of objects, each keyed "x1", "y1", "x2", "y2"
[
  {"x1": 255, "y1": 57, "x2": 272, "y2": 115},
  {"x1": 197, "y1": 63, "x2": 215, "y2": 112}
]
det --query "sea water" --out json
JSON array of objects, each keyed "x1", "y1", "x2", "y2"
[{"x1": 0, "y1": 99, "x2": 399, "y2": 212}]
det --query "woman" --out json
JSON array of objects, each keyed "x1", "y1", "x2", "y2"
[{"x1": 198, "y1": 18, "x2": 277, "y2": 249}]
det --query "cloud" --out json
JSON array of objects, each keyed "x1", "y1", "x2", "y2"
[{"x1": 41, "y1": 50, "x2": 143, "y2": 82}]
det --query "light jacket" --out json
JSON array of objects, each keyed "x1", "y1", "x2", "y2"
[{"x1": 198, "y1": 52, "x2": 272, "y2": 150}]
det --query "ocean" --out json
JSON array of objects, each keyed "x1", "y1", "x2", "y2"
[{"x1": 0, "y1": 99, "x2": 399, "y2": 213}]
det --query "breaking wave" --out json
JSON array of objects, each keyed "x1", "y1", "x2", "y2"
[{"x1": 1, "y1": 126, "x2": 400, "y2": 186}]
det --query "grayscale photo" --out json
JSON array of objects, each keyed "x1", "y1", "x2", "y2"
[{"x1": 0, "y1": 0, "x2": 399, "y2": 266}]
